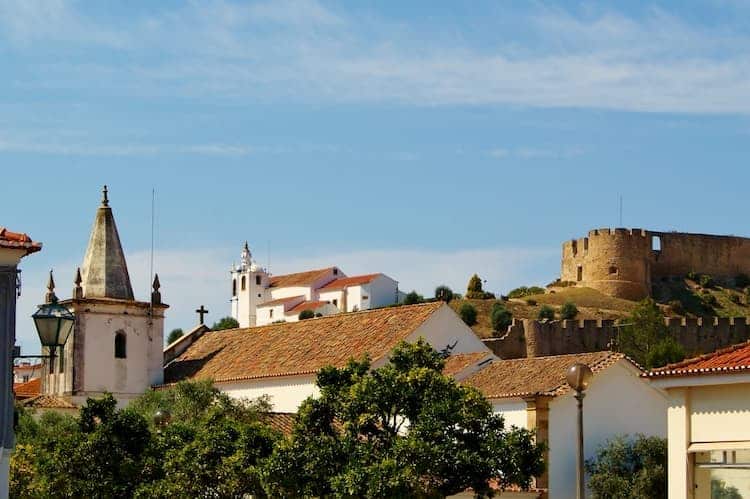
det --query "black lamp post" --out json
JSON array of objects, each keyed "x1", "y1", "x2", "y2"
[
  {"x1": 31, "y1": 300, "x2": 74, "y2": 358},
  {"x1": 153, "y1": 409, "x2": 171, "y2": 434},
  {"x1": 567, "y1": 362, "x2": 593, "y2": 499}
]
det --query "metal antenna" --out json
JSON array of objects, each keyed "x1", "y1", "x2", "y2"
[
  {"x1": 267, "y1": 239, "x2": 271, "y2": 273},
  {"x1": 149, "y1": 188, "x2": 155, "y2": 319},
  {"x1": 619, "y1": 195, "x2": 623, "y2": 226}
]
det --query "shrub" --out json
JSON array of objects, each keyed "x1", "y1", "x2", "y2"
[
  {"x1": 702, "y1": 291, "x2": 718, "y2": 307},
  {"x1": 586, "y1": 434, "x2": 667, "y2": 499},
  {"x1": 404, "y1": 291, "x2": 425, "y2": 305},
  {"x1": 434, "y1": 285, "x2": 454, "y2": 303},
  {"x1": 699, "y1": 274, "x2": 714, "y2": 288},
  {"x1": 490, "y1": 302, "x2": 512, "y2": 332},
  {"x1": 686, "y1": 271, "x2": 698, "y2": 282},
  {"x1": 298, "y1": 309, "x2": 315, "y2": 320},
  {"x1": 507, "y1": 286, "x2": 545, "y2": 299},
  {"x1": 667, "y1": 299, "x2": 684, "y2": 315},
  {"x1": 466, "y1": 274, "x2": 485, "y2": 299},
  {"x1": 525, "y1": 299, "x2": 537, "y2": 306},
  {"x1": 537, "y1": 305, "x2": 555, "y2": 321},
  {"x1": 458, "y1": 303, "x2": 478, "y2": 326},
  {"x1": 730, "y1": 293, "x2": 742, "y2": 304},
  {"x1": 315, "y1": 312, "x2": 323, "y2": 317},
  {"x1": 736, "y1": 273, "x2": 750, "y2": 289},
  {"x1": 167, "y1": 328, "x2": 184, "y2": 345},
  {"x1": 560, "y1": 301, "x2": 578, "y2": 320},
  {"x1": 647, "y1": 337, "x2": 686, "y2": 369},
  {"x1": 211, "y1": 316, "x2": 239, "y2": 331}
]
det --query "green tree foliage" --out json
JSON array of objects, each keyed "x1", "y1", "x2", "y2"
[
  {"x1": 403, "y1": 290, "x2": 425, "y2": 305},
  {"x1": 490, "y1": 302, "x2": 513, "y2": 332},
  {"x1": 166, "y1": 328, "x2": 184, "y2": 344},
  {"x1": 261, "y1": 340, "x2": 545, "y2": 497},
  {"x1": 735, "y1": 273, "x2": 750, "y2": 289},
  {"x1": 298, "y1": 309, "x2": 315, "y2": 320},
  {"x1": 211, "y1": 316, "x2": 239, "y2": 331},
  {"x1": 560, "y1": 301, "x2": 579, "y2": 320},
  {"x1": 434, "y1": 285, "x2": 454, "y2": 303},
  {"x1": 459, "y1": 302, "x2": 478, "y2": 326},
  {"x1": 619, "y1": 298, "x2": 685, "y2": 369},
  {"x1": 699, "y1": 273, "x2": 714, "y2": 288},
  {"x1": 466, "y1": 273, "x2": 496, "y2": 299},
  {"x1": 585, "y1": 434, "x2": 667, "y2": 499},
  {"x1": 537, "y1": 305, "x2": 555, "y2": 321},
  {"x1": 12, "y1": 381, "x2": 278, "y2": 498}
]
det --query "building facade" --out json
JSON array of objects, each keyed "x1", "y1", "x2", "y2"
[{"x1": 230, "y1": 242, "x2": 403, "y2": 327}]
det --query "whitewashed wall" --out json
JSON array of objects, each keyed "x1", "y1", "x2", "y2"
[
  {"x1": 219, "y1": 375, "x2": 319, "y2": 412},
  {"x1": 491, "y1": 400, "x2": 529, "y2": 430}
]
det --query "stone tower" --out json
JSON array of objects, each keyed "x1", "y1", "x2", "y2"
[
  {"x1": 230, "y1": 242, "x2": 270, "y2": 327},
  {"x1": 43, "y1": 186, "x2": 168, "y2": 405}
]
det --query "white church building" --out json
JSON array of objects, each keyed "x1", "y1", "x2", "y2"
[{"x1": 230, "y1": 242, "x2": 404, "y2": 327}]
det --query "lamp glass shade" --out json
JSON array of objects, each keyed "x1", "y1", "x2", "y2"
[
  {"x1": 566, "y1": 363, "x2": 593, "y2": 392},
  {"x1": 153, "y1": 409, "x2": 171, "y2": 428},
  {"x1": 32, "y1": 302, "x2": 75, "y2": 348}
]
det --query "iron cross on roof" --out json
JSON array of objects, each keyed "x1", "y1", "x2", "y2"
[{"x1": 195, "y1": 305, "x2": 209, "y2": 325}]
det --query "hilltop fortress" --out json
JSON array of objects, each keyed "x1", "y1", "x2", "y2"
[{"x1": 561, "y1": 228, "x2": 750, "y2": 300}]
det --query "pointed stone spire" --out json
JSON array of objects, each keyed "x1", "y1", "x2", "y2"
[
  {"x1": 73, "y1": 267, "x2": 83, "y2": 299},
  {"x1": 241, "y1": 241, "x2": 251, "y2": 269},
  {"x1": 151, "y1": 273, "x2": 161, "y2": 305},
  {"x1": 45, "y1": 270, "x2": 57, "y2": 304},
  {"x1": 80, "y1": 186, "x2": 134, "y2": 300}
]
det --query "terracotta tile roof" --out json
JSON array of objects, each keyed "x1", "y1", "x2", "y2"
[
  {"x1": 443, "y1": 352, "x2": 494, "y2": 377},
  {"x1": 257, "y1": 295, "x2": 304, "y2": 308},
  {"x1": 319, "y1": 273, "x2": 382, "y2": 290},
  {"x1": 14, "y1": 378, "x2": 41, "y2": 399},
  {"x1": 462, "y1": 351, "x2": 626, "y2": 399},
  {"x1": 164, "y1": 302, "x2": 444, "y2": 384},
  {"x1": 0, "y1": 227, "x2": 42, "y2": 255},
  {"x1": 260, "y1": 412, "x2": 297, "y2": 435},
  {"x1": 269, "y1": 267, "x2": 337, "y2": 288},
  {"x1": 645, "y1": 340, "x2": 750, "y2": 378},
  {"x1": 287, "y1": 300, "x2": 330, "y2": 314},
  {"x1": 21, "y1": 395, "x2": 77, "y2": 409}
]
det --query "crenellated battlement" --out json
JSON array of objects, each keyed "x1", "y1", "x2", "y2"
[{"x1": 482, "y1": 317, "x2": 750, "y2": 360}]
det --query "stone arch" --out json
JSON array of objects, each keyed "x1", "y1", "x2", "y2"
[{"x1": 114, "y1": 330, "x2": 127, "y2": 359}]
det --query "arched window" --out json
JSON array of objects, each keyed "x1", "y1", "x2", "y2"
[
  {"x1": 241, "y1": 276, "x2": 246, "y2": 291},
  {"x1": 115, "y1": 331, "x2": 127, "y2": 359},
  {"x1": 232, "y1": 279, "x2": 237, "y2": 297},
  {"x1": 256, "y1": 275, "x2": 261, "y2": 286}
]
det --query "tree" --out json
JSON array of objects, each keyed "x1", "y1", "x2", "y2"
[
  {"x1": 466, "y1": 274, "x2": 486, "y2": 299},
  {"x1": 434, "y1": 285, "x2": 454, "y2": 303},
  {"x1": 560, "y1": 301, "x2": 579, "y2": 320},
  {"x1": 403, "y1": 290, "x2": 425, "y2": 305},
  {"x1": 537, "y1": 305, "x2": 555, "y2": 321},
  {"x1": 166, "y1": 328, "x2": 184, "y2": 344},
  {"x1": 298, "y1": 309, "x2": 315, "y2": 320},
  {"x1": 490, "y1": 302, "x2": 512, "y2": 332},
  {"x1": 211, "y1": 316, "x2": 239, "y2": 331},
  {"x1": 261, "y1": 340, "x2": 545, "y2": 497},
  {"x1": 619, "y1": 298, "x2": 685, "y2": 369},
  {"x1": 586, "y1": 434, "x2": 666, "y2": 499},
  {"x1": 459, "y1": 302, "x2": 478, "y2": 326}
]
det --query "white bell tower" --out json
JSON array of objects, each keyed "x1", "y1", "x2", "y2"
[{"x1": 230, "y1": 242, "x2": 270, "y2": 327}]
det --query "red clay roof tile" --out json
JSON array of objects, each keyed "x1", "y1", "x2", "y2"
[
  {"x1": 14, "y1": 378, "x2": 41, "y2": 399},
  {"x1": 287, "y1": 300, "x2": 330, "y2": 314},
  {"x1": 0, "y1": 227, "x2": 42, "y2": 255},
  {"x1": 319, "y1": 273, "x2": 382, "y2": 290},
  {"x1": 257, "y1": 295, "x2": 304, "y2": 308},
  {"x1": 442, "y1": 352, "x2": 494, "y2": 377},
  {"x1": 646, "y1": 340, "x2": 750, "y2": 378},
  {"x1": 269, "y1": 267, "x2": 338, "y2": 288}
]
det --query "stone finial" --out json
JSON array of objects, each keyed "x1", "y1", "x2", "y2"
[
  {"x1": 73, "y1": 267, "x2": 83, "y2": 299},
  {"x1": 241, "y1": 241, "x2": 251, "y2": 269},
  {"x1": 102, "y1": 185, "x2": 109, "y2": 207},
  {"x1": 151, "y1": 273, "x2": 161, "y2": 305},
  {"x1": 45, "y1": 269, "x2": 57, "y2": 304}
]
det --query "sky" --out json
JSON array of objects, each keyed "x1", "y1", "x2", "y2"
[{"x1": 3, "y1": 0, "x2": 750, "y2": 354}]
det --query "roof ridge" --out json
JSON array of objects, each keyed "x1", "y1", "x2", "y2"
[
  {"x1": 546, "y1": 351, "x2": 623, "y2": 396},
  {"x1": 651, "y1": 339, "x2": 750, "y2": 373}
]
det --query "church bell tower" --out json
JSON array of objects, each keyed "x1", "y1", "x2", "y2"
[{"x1": 230, "y1": 242, "x2": 269, "y2": 327}]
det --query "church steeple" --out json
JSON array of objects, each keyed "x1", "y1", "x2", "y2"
[{"x1": 80, "y1": 185, "x2": 134, "y2": 300}]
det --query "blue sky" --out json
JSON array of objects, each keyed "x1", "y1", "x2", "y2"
[{"x1": 3, "y1": 0, "x2": 750, "y2": 353}]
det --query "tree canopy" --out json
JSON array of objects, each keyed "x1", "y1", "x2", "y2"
[
  {"x1": 211, "y1": 316, "x2": 240, "y2": 331},
  {"x1": 166, "y1": 328, "x2": 184, "y2": 344},
  {"x1": 262, "y1": 339, "x2": 545, "y2": 497},
  {"x1": 619, "y1": 298, "x2": 685, "y2": 369}
]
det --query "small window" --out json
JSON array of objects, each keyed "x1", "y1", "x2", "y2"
[
  {"x1": 22, "y1": 375, "x2": 29, "y2": 383},
  {"x1": 333, "y1": 268, "x2": 338, "y2": 275},
  {"x1": 269, "y1": 309, "x2": 274, "y2": 318},
  {"x1": 257, "y1": 293, "x2": 261, "y2": 298},
  {"x1": 256, "y1": 275, "x2": 261, "y2": 285},
  {"x1": 241, "y1": 276, "x2": 246, "y2": 291},
  {"x1": 652, "y1": 235, "x2": 662, "y2": 251},
  {"x1": 332, "y1": 299, "x2": 338, "y2": 307},
  {"x1": 232, "y1": 279, "x2": 237, "y2": 297},
  {"x1": 114, "y1": 331, "x2": 127, "y2": 359},
  {"x1": 577, "y1": 266, "x2": 583, "y2": 282},
  {"x1": 362, "y1": 295, "x2": 369, "y2": 300},
  {"x1": 609, "y1": 266, "x2": 618, "y2": 275}
]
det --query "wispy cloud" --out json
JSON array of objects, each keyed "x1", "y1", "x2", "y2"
[
  {"x1": 488, "y1": 146, "x2": 584, "y2": 160},
  {"x1": 4, "y1": 2, "x2": 750, "y2": 112},
  {"x1": 0, "y1": 138, "x2": 255, "y2": 157}
]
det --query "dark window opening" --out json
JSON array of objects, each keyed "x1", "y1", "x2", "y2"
[
  {"x1": 333, "y1": 268, "x2": 339, "y2": 275},
  {"x1": 609, "y1": 266, "x2": 618, "y2": 275},
  {"x1": 571, "y1": 240, "x2": 578, "y2": 256},
  {"x1": 257, "y1": 293, "x2": 261, "y2": 298},
  {"x1": 269, "y1": 309, "x2": 274, "y2": 318},
  {"x1": 115, "y1": 332, "x2": 127, "y2": 359},
  {"x1": 332, "y1": 299, "x2": 338, "y2": 307},
  {"x1": 232, "y1": 279, "x2": 237, "y2": 297},
  {"x1": 652, "y1": 235, "x2": 662, "y2": 251},
  {"x1": 256, "y1": 275, "x2": 261, "y2": 285},
  {"x1": 241, "y1": 276, "x2": 246, "y2": 291},
  {"x1": 577, "y1": 266, "x2": 583, "y2": 282}
]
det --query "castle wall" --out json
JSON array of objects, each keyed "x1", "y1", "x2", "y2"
[
  {"x1": 483, "y1": 317, "x2": 750, "y2": 361},
  {"x1": 651, "y1": 232, "x2": 750, "y2": 280}
]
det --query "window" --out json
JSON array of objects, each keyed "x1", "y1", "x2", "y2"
[
  {"x1": 609, "y1": 266, "x2": 618, "y2": 275},
  {"x1": 694, "y1": 450, "x2": 750, "y2": 498},
  {"x1": 241, "y1": 276, "x2": 246, "y2": 291},
  {"x1": 258, "y1": 293, "x2": 261, "y2": 298},
  {"x1": 22, "y1": 375, "x2": 29, "y2": 383},
  {"x1": 577, "y1": 266, "x2": 583, "y2": 282},
  {"x1": 232, "y1": 279, "x2": 237, "y2": 297},
  {"x1": 269, "y1": 309, "x2": 274, "y2": 318},
  {"x1": 362, "y1": 295, "x2": 369, "y2": 300},
  {"x1": 114, "y1": 331, "x2": 127, "y2": 359},
  {"x1": 256, "y1": 275, "x2": 261, "y2": 285},
  {"x1": 652, "y1": 235, "x2": 662, "y2": 251},
  {"x1": 332, "y1": 299, "x2": 338, "y2": 307},
  {"x1": 333, "y1": 268, "x2": 339, "y2": 275}
]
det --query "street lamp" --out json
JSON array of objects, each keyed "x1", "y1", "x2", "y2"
[
  {"x1": 153, "y1": 409, "x2": 171, "y2": 433},
  {"x1": 567, "y1": 362, "x2": 593, "y2": 499},
  {"x1": 29, "y1": 271, "x2": 74, "y2": 363}
]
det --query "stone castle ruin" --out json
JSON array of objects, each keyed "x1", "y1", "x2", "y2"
[{"x1": 561, "y1": 228, "x2": 750, "y2": 300}]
